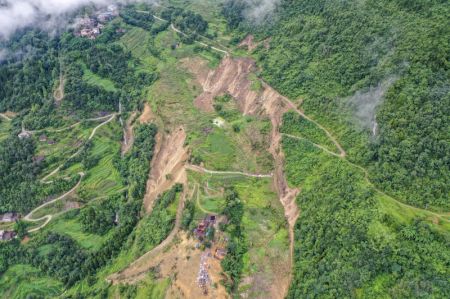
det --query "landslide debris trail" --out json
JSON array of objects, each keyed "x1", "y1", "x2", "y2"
[
  {"x1": 0, "y1": 113, "x2": 12, "y2": 121},
  {"x1": 143, "y1": 126, "x2": 188, "y2": 213},
  {"x1": 108, "y1": 127, "x2": 189, "y2": 283},
  {"x1": 53, "y1": 74, "x2": 65, "y2": 103},
  {"x1": 195, "y1": 57, "x2": 299, "y2": 298}
]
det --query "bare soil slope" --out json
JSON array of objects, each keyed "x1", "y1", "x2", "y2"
[{"x1": 143, "y1": 126, "x2": 188, "y2": 213}]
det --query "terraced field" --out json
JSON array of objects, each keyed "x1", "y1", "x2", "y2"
[{"x1": 0, "y1": 264, "x2": 63, "y2": 299}]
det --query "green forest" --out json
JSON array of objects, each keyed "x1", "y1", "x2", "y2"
[
  {"x1": 0, "y1": 0, "x2": 448, "y2": 298},
  {"x1": 222, "y1": 0, "x2": 449, "y2": 297}
]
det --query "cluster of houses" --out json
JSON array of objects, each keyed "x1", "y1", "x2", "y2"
[
  {"x1": 193, "y1": 215, "x2": 216, "y2": 241},
  {"x1": 39, "y1": 134, "x2": 55, "y2": 145},
  {"x1": 75, "y1": 5, "x2": 119, "y2": 39},
  {"x1": 193, "y1": 215, "x2": 227, "y2": 261}
]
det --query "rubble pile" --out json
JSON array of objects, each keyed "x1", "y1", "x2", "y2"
[{"x1": 197, "y1": 252, "x2": 211, "y2": 294}]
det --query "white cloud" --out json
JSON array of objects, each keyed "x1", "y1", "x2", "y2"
[
  {"x1": 243, "y1": 0, "x2": 280, "y2": 24},
  {"x1": 0, "y1": 0, "x2": 155, "y2": 39}
]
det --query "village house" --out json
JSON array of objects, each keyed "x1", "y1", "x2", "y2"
[
  {"x1": 39, "y1": 134, "x2": 47, "y2": 142},
  {"x1": 0, "y1": 230, "x2": 17, "y2": 241},
  {"x1": 214, "y1": 248, "x2": 227, "y2": 260},
  {"x1": 32, "y1": 155, "x2": 45, "y2": 164},
  {"x1": 18, "y1": 131, "x2": 31, "y2": 139},
  {"x1": 0, "y1": 212, "x2": 20, "y2": 223},
  {"x1": 194, "y1": 215, "x2": 216, "y2": 240}
]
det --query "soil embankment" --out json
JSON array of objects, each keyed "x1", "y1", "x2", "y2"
[
  {"x1": 121, "y1": 112, "x2": 137, "y2": 155},
  {"x1": 143, "y1": 126, "x2": 188, "y2": 213}
]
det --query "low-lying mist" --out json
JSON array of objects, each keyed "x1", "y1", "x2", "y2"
[
  {"x1": 345, "y1": 77, "x2": 397, "y2": 135},
  {"x1": 0, "y1": 0, "x2": 156, "y2": 40}
]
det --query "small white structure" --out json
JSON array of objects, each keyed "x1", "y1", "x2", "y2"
[{"x1": 212, "y1": 117, "x2": 225, "y2": 128}]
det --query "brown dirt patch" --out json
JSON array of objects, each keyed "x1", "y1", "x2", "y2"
[
  {"x1": 20, "y1": 236, "x2": 30, "y2": 244},
  {"x1": 139, "y1": 103, "x2": 155, "y2": 124},
  {"x1": 121, "y1": 111, "x2": 138, "y2": 155},
  {"x1": 180, "y1": 57, "x2": 210, "y2": 85},
  {"x1": 112, "y1": 233, "x2": 229, "y2": 299},
  {"x1": 180, "y1": 57, "x2": 215, "y2": 112},
  {"x1": 143, "y1": 126, "x2": 188, "y2": 213},
  {"x1": 4, "y1": 111, "x2": 17, "y2": 118},
  {"x1": 238, "y1": 34, "x2": 258, "y2": 52}
]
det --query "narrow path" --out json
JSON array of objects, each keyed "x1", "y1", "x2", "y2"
[
  {"x1": 279, "y1": 96, "x2": 346, "y2": 158},
  {"x1": 136, "y1": 10, "x2": 229, "y2": 55},
  {"x1": 195, "y1": 183, "x2": 218, "y2": 215},
  {"x1": 25, "y1": 173, "x2": 84, "y2": 232},
  {"x1": 108, "y1": 188, "x2": 187, "y2": 284},
  {"x1": 283, "y1": 133, "x2": 342, "y2": 158},
  {"x1": 0, "y1": 113, "x2": 12, "y2": 121},
  {"x1": 285, "y1": 133, "x2": 450, "y2": 221},
  {"x1": 25, "y1": 114, "x2": 114, "y2": 134},
  {"x1": 88, "y1": 114, "x2": 116, "y2": 139},
  {"x1": 40, "y1": 114, "x2": 116, "y2": 183},
  {"x1": 186, "y1": 164, "x2": 273, "y2": 178}
]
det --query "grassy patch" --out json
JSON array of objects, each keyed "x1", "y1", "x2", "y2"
[
  {"x1": 82, "y1": 64, "x2": 117, "y2": 92},
  {"x1": 76, "y1": 121, "x2": 124, "y2": 199},
  {"x1": 44, "y1": 213, "x2": 110, "y2": 251},
  {"x1": 0, "y1": 119, "x2": 11, "y2": 142},
  {"x1": 0, "y1": 264, "x2": 63, "y2": 299}
]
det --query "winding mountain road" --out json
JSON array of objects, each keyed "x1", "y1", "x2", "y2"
[
  {"x1": 136, "y1": 10, "x2": 229, "y2": 56},
  {"x1": 278, "y1": 95, "x2": 346, "y2": 158},
  {"x1": 283, "y1": 132, "x2": 450, "y2": 222},
  {"x1": 40, "y1": 114, "x2": 116, "y2": 183},
  {"x1": 25, "y1": 173, "x2": 84, "y2": 232}
]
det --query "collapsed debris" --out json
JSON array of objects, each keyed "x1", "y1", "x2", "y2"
[{"x1": 197, "y1": 251, "x2": 211, "y2": 295}]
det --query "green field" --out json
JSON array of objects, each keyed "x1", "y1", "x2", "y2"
[
  {"x1": 188, "y1": 170, "x2": 290, "y2": 296},
  {"x1": 74, "y1": 120, "x2": 124, "y2": 199},
  {"x1": 44, "y1": 212, "x2": 111, "y2": 251},
  {"x1": 0, "y1": 264, "x2": 63, "y2": 299},
  {"x1": 0, "y1": 119, "x2": 11, "y2": 141},
  {"x1": 82, "y1": 64, "x2": 118, "y2": 92}
]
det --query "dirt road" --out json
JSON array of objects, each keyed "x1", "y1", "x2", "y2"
[
  {"x1": 186, "y1": 164, "x2": 273, "y2": 178},
  {"x1": 40, "y1": 114, "x2": 116, "y2": 183},
  {"x1": 108, "y1": 188, "x2": 187, "y2": 284},
  {"x1": 25, "y1": 173, "x2": 84, "y2": 232}
]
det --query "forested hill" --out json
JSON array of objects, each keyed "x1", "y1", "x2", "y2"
[{"x1": 223, "y1": 0, "x2": 450, "y2": 210}]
